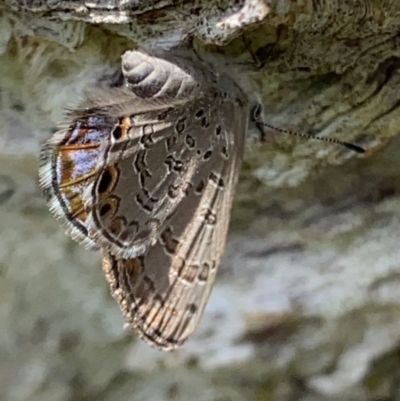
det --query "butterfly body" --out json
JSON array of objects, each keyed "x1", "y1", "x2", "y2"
[{"x1": 39, "y1": 49, "x2": 248, "y2": 349}]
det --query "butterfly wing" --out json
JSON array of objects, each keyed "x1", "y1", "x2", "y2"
[
  {"x1": 83, "y1": 92, "x2": 235, "y2": 258},
  {"x1": 39, "y1": 50, "x2": 222, "y2": 256},
  {"x1": 39, "y1": 98, "x2": 120, "y2": 250},
  {"x1": 78, "y1": 50, "x2": 245, "y2": 259},
  {"x1": 38, "y1": 90, "x2": 180, "y2": 250},
  {"x1": 101, "y1": 109, "x2": 247, "y2": 349},
  {"x1": 40, "y1": 48, "x2": 248, "y2": 349}
]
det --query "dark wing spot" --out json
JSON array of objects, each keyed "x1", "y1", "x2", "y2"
[
  {"x1": 203, "y1": 208, "x2": 217, "y2": 225},
  {"x1": 187, "y1": 303, "x2": 198, "y2": 316},
  {"x1": 209, "y1": 172, "x2": 225, "y2": 188},
  {"x1": 185, "y1": 135, "x2": 196, "y2": 148},
  {"x1": 203, "y1": 150, "x2": 212, "y2": 160},
  {"x1": 195, "y1": 180, "x2": 205, "y2": 195},
  {"x1": 173, "y1": 160, "x2": 183, "y2": 172},
  {"x1": 112, "y1": 125, "x2": 122, "y2": 139},
  {"x1": 99, "y1": 202, "x2": 111, "y2": 216},
  {"x1": 200, "y1": 116, "x2": 209, "y2": 127},
  {"x1": 160, "y1": 227, "x2": 179, "y2": 254},
  {"x1": 175, "y1": 118, "x2": 186, "y2": 134},
  {"x1": 98, "y1": 169, "x2": 113, "y2": 193},
  {"x1": 195, "y1": 109, "x2": 204, "y2": 118},
  {"x1": 168, "y1": 184, "x2": 179, "y2": 199}
]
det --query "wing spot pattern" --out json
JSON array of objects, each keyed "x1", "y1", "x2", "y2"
[
  {"x1": 160, "y1": 226, "x2": 180, "y2": 254},
  {"x1": 195, "y1": 179, "x2": 205, "y2": 195},
  {"x1": 203, "y1": 208, "x2": 217, "y2": 225},
  {"x1": 203, "y1": 150, "x2": 212, "y2": 160},
  {"x1": 195, "y1": 109, "x2": 204, "y2": 118},
  {"x1": 185, "y1": 134, "x2": 196, "y2": 148},
  {"x1": 181, "y1": 264, "x2": 199, "y2": 284},
  {"x1": 98, "y1": 167, "x2": 117, "y2": 194},
  {"x1": 175, "y1": 117, "x2": 186, "y2": 134},
  {"x1": 198, "y1": 262, "x2": 210, "y2": 282},
  {"x1": 209, "y1": 172, "x2": 225, "y2": 189}
]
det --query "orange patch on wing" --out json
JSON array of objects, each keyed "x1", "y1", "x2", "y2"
[
  {"x1": 61, "y1": 188, "x2": 87, "y2": 223},
  {"x1": 108, "y1": 217, "x2": 127, "y2": 235},
  {"x1": 119, "y1": 117, "x2": 131, "y2": 139},
  {"x1": 61, "y1": 142, "x2": 100, "y2": 151},
  {"x1": 125, "y1": 258, "x2": 142, "y2": 282}
]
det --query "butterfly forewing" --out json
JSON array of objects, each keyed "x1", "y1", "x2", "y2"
[
  {"x1": 85, "y1": 93, "x2": 233, "y2": 259},
  {"x1": 38, "y1": 90, "x2": 172, "y2": 249},
  {"x1": 40, "y1": 50, "x2": 219, "y2": 258},
  {"x1": 39, "y1": 105, "x2": 121, "y2": 250}
]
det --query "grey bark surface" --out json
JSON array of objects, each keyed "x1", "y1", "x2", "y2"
[{"x1": 1, "y1": 0, "x2": 400, "y2": 400}]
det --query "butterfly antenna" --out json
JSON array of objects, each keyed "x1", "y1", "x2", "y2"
[{"x1": 256, "y1": 121, "x2": 365, "y2": 154}]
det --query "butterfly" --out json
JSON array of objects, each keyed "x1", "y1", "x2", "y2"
[{"x1": 39, "y1": 48, "x2": 249, "y2": 350}]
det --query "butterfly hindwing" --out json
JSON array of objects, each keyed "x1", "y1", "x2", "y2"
[{"x1": 101, "y1": 116, "x2": 246, "y2": 349}]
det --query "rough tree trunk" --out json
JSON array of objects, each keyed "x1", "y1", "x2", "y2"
[{"x1": 1, "y1": 1, "x2": 400, "y2": 400}]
